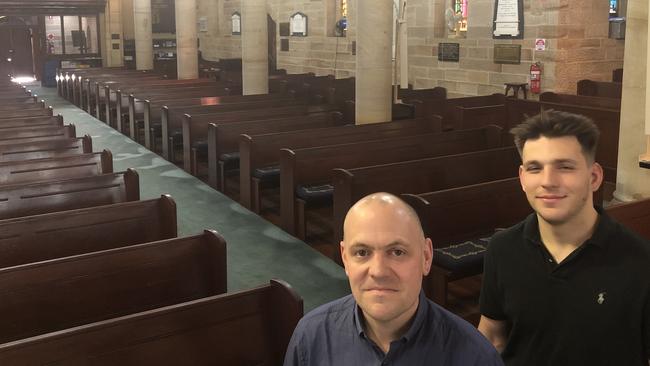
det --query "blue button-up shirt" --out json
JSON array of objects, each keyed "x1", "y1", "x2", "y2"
[{"x1": 284, "y1": 291, "x2": 503, "y2": 366}]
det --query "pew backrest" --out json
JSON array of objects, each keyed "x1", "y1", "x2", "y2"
[
  {"x1": 0, "y1": 169, "x2": 139, "y2": 220},
  {"x1": 0, "y1": 136, "x2": 92, "y2": 163},
  {"x1": 0, "y1": 230, "x2": 226, "y2": 344},
  {"x1": 0, "y1": 195, "x2": 177, "y2": 268},
  {"x1": 0, "y1": 280, "x2": 301, "y2": 366}
]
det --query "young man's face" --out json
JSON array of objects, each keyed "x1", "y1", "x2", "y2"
[
  {"x1": 340, "y1": 202, "x2": 432, "y2": 326},
  {"x1": 519, "y1": 135, "x2": 603, "y2": 226}
]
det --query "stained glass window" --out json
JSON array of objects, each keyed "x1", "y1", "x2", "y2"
[{"x1": 453, "y1": 0, "x2": 468, "y2": 31}]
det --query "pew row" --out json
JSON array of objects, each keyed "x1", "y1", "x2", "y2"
[
  {"x1": 0, "y1": 136, "x2": 92, "y2": 163},
  {"x1": 0, "y1": 169, "x2": 139, "y2": 220},
  {"x1": 0, "y1": 195, "x2": 177, "y2": 268},
  {"x1": 0, "y1": 150, "x2": 112, "y2": 186},
  {"x1": 0, "y1": 230, "x2": 226, "y2": 344},
  {"x1": 0, "y1": 280, "x2": 302, "y2": 366}
]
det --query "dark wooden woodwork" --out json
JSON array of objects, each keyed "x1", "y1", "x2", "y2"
[
  {"x1": 0, "y1": 230, "x2": 226, "y2": 344},
  {"x1": 0, "y1": 280, "x2": 302, "y2": 366},
  {"x1": 0, "y1": 135, "x2": 92, "y2": 163},
  {"x1": 0, "y1": 169, "x2": 139, "y2": 220}
]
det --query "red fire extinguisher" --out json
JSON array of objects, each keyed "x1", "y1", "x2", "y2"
[{"x1": 530, "y1": 62, "x2": 542, "y2": 94}]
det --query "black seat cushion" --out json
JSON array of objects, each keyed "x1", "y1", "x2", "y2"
[
  {"x1": 192, "y1": 140, "x2": 208, "y2": 156},
  {"x1": 219, "y1": 151, "x2": 240, "y2": 170},
  {"x1": 295, "y1": 183, "x2": 333, "y2": 205},
  {"x1": 433, "y1": 237, "x2": 490, "y2": 272},
  {"x1": 252, "y1": 165, "x2": 280, "y2": 182}
]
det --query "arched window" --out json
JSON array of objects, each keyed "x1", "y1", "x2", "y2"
[{"x1": 453, "y1": 0, "x2": 468, "y2": 31}]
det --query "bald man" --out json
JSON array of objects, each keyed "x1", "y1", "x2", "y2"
[{"x1": 283, "y1": 192, "x2": 502, "y2": 366}]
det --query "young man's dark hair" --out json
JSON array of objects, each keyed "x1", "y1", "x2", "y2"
[{"x1": 510, "y1": 110, "x2": 600, "y2": 163}]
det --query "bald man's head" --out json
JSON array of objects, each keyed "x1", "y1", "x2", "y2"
[{"x1": 342, "y1": 192, "x2": 426, "y2": 242}]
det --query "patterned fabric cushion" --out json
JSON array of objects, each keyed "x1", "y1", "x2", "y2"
[
  {"x1": 295, "y1": 183, "x2": 333, "y2": 205},
  {"x1": 252, "y1": 165, "x2": 280, "y2": 181},
  {"x1": 433, "y1": 237, "x2": 490, "y2": 272}
]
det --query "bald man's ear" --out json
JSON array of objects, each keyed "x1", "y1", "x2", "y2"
[
  {"x1": 340, "y1": 241, "x2": 348, "y2": 275},
  {"x1": 423, "y1": 238, "x2": 433, "y2": 276}
]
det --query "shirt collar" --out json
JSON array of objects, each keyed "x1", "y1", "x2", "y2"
[
  {"x1": 353, "y1": 290, "x2": 428, "y2": 343},
  {"x1": 523, "y1": 206, "x2": 616, "y2": 249}
]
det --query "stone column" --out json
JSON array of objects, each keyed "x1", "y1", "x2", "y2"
[
  {"x1": 175, "y1": 0, "x2": 198, "y2": 79},
  {"x1": 103, "y1": 0, "x2": 124, "y2": 67},
  {"x1": 133, "y1": 0, "x2": 153, "y2": 70},
  {"x1": 613, "y1": 0, "x2": 650, "y2": 201},
  {"x1": 356, "y1": 0, "x2": 392, "y2": 124},
  {"x1": 241, "y1": 0, "x2": 268, "y2": 95}
]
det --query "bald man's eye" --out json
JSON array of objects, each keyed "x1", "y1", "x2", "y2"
[
  {"x1": 353, "y1": 248, "x2": 369, "y2": 257},
  {"x1": 390, "y1": 248, "x2": 406, "y2": 257}
]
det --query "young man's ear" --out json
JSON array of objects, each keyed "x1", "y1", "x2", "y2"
[
  {"x1": 590, "y1": 162, "x2": 604, "y2": 192},
  {"x1": 518, "y1": 165, "x2": 526, "y2": 192}
]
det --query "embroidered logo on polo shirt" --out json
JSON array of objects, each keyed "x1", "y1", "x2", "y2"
[{"x1": 596, "y1": 292, "x2": 606, "y2": 305}]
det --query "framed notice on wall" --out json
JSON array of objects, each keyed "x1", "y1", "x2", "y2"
[
  {"x1": 152, "y1": 0, "x2": 176, "y2": 33},
  {"x1": 492, "y1": 0, "x2": 524, "y2": 39}
]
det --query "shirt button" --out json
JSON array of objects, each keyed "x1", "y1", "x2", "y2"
[{"x1": 548, "y1": 258, "x2": 553, "y2": 263}]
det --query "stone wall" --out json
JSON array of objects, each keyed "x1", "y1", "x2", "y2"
[{"x1": 194, "y1": 0, "x2": 624, "y2": 96}]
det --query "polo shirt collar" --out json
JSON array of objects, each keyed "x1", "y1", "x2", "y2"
[
  {"x1": 353, "y1": 290, "x2": 428, "y2": 343},
  {"x1": 523, "y1": 206, "x2": 616, "y2": 249}
]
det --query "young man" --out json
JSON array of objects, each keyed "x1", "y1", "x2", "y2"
[
  {"x1": 479, "y1": 110, "x2": 650, "y2": 365},
  {"x1": 284, "y1": 192, "x2": 503, "y2": 366}
]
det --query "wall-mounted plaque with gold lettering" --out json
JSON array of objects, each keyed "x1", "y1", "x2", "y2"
[
  {"x1": 231, "y1": 12, "x2": 241, "y2": 35},
  {"x1": 493, "y1": 44, "x2": 521, "y2": 64},
  {"x1": 279, "y1": 22, "x2": 290, "y2": 37},
  {"x1": 438, "y1": 42, "x2": 460, "y2": 62},
  {"x1": 290, "y1": 12, "x2": 308, "y2": 37}
]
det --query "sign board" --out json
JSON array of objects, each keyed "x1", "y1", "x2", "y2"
[{"x1": 438, "y1": 43, "x2": 460, "y2": 62}]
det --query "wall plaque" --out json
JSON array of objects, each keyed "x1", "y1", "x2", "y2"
[
  {"x1": 438, "y1": 42, "x2": 460, "y2": 62},
  {"x1": 493, "y1": 0, "x2": 524, "y2": 39},
  {"x1": 281, "y1": 38, "x2": 289, "y2": 52},
  {"x1": 494, "y1": 44, "x2": 521, "y2": 64},
  {"x1": 152, "y1": 0, "x2": 175, "y2": 34},
  {"x1": 231, "y1": 12, "x2": 241, "y2": 35},
  {"x1": 279, "y1": 22, "x2": 290, "y2": 37},
  {"x1": 290, "y1": 12, "x2": 308, "y2": 37}
]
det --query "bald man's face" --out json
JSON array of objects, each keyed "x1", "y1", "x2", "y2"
[{"x1": 340, "y1": 201, "x2": 433, "y2": 326}]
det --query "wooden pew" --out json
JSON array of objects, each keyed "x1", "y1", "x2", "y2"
[
  {"x1": 0, "y1": 124, "x2": 76, "y2": 145},
  {"x1": 0, "y1": 106, "x2": 53, "y2": 119},
  {"x1": 0, "y1": 195, "x2": 177, "y2": 268},
  {"x1": 280, "y1": 126, "x2": 503, "y2": 238},
  {"x1": 0, "y1": 169, "x2": 139, "y2": 220},
  {"x1": 0, "y1": 95, "x2": 38, "y2": 105},
  {"x1": 0, "y1": 150, "x2": 112, "y2": 186},
  {"x1": 239, "y1": 118, "x2": 443, "y2": 212},
  {"x1": 331, "y1": 146, "x2": 521, "y2": 248},
  {"x1": 207, "y1": 112, "x2": 345, "y2": 191},
  {"x1": 540, "y1": 92, "x2": 621, "y2": 110},
  {"x1": 139, "y1": 93, "x2": 293, "y2": 149},
  {"x1": 606, "y1": 198, "x2": 650, "y2": 240},
  {"x1": 0, "y1": 280, "x2": 301, "y2": 366},
  {"x1": 402, "y1": 177, "x2": 531, "y2": 307},
  {"x1": 181, "y1": 101, "x2": 324, "y2": 172},
  {"x1": 0, "y1": 230, "x2": 226, "y2": 344},
  {"x1": 162, "y1": 104, "x2": 310, "y2": 163},
  {"x1": 430, "y1": 94, "x2": 505, "y2": 130},
  {"x1": 577, "y1": 79, "x2": 622, "y2": 99},
  {"x1": 612, "y1": 68, "x2": 623, "y2": 83},
  {"x1": 0, "y1": 100, "x2": 46, "y2": 112},
  {"x1": 0, "y1": 115, "x2": 63, "y2": 130},
  {"x1": 0, "y1": 136, "x2": 92, "y2": 163}
]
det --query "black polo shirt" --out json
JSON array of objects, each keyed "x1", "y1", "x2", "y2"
[{"x1": 480, "y1": 208, "x2": 650, "y2": 366}]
